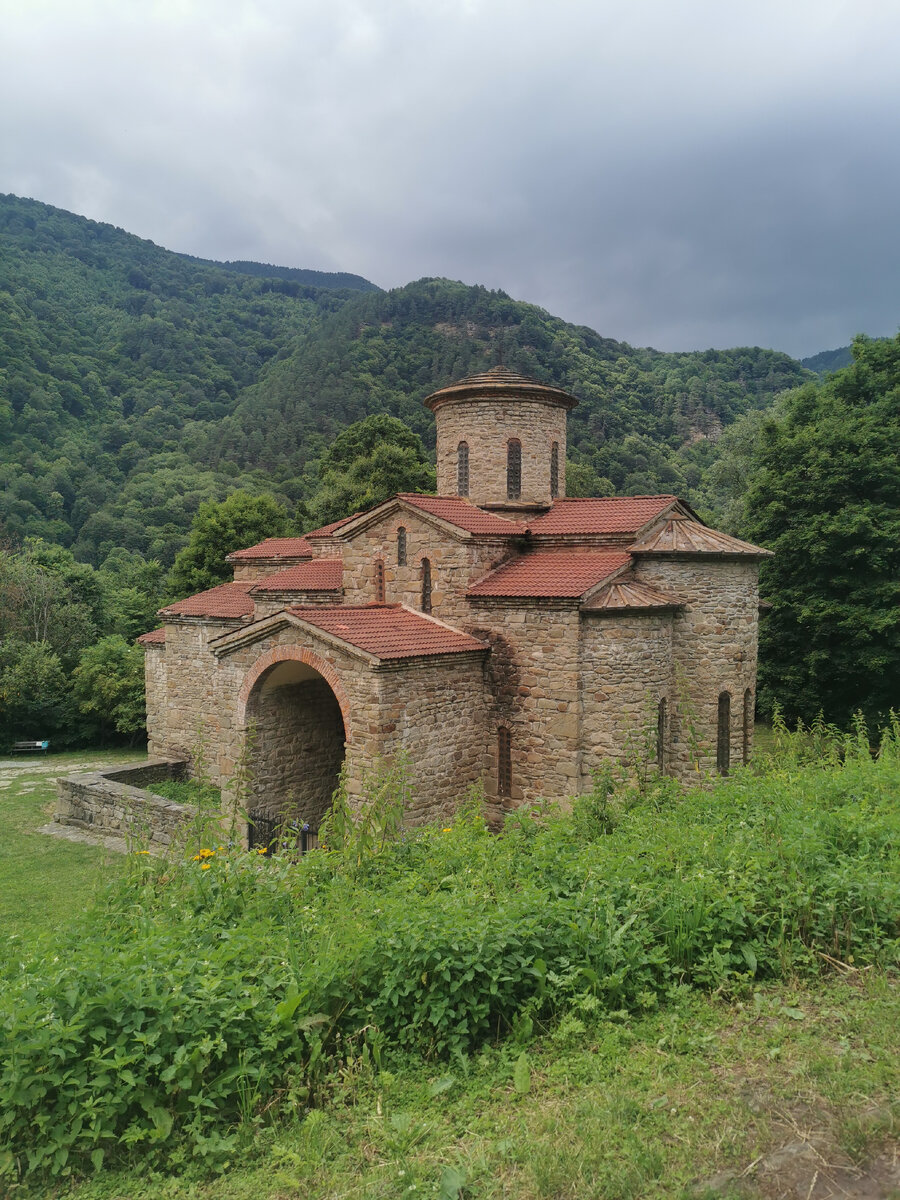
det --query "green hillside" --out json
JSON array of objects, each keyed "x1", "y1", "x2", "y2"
[
  {"x1": 800, "y1": 345, "x2": 854, "y2": 375},
  {"x1": 176, "y1": 252, "x2": 380, "y2": 292},
  {"x1": 0, "y1": 194, "x2": 810, "y2": 568},
  {"x1": 209, "y1": 277, "x2": 810, "y2": 503}
]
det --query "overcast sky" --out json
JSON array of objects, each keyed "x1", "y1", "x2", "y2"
[{"x1": 3, "y1": 0, "x2": 900, "y2": 358}]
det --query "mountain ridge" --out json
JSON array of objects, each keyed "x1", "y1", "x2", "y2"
[{"x1": 1, "y1": 193, "x2": 811, "y2": 568}]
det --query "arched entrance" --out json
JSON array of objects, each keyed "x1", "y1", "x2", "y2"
[{"x1": 238, "y1": 648, "x2": 349, "y2": 846}]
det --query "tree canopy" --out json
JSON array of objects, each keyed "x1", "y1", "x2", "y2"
[
  {"x1": 0, "y1": 195, "x2": 812, "y2": 569},
  {"x1": 167, "y1": 491, "x2": 294, "y2": 598},
  {"x1": 307, "y1": 415, "x2": 436, "y2": 527},
  {"x1": 745, "y1": 334, "x2": 900, "y2": 728}
]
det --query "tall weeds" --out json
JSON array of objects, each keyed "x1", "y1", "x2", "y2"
[{"x1": 1, "y1": 729, "x2": 898, "y2": 1183}]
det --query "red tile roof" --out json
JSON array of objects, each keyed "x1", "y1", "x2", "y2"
[
  {"x1": 304, "y1": 513, "x2": 363, "y2": 538},
  {"x1": 528, "y1": 496, "x2": 678, "y2": 536},
  {"x1": 581, "y1": 576, "x2": 683, "y2": 612},
  {"x1": 288, "y1": 604, "x2": 487, "y2": 660},
  {"x1": 396, "y1": 494, "x2": 527, "y2": 536},
  {"x1": 136, "y1": 627, "x2": 166, "y2": 645},
  {"x1": 227, "y1": 537, "x2": 313, "y2": 562},
  {"x1": 252, "y1": 560, "x2": 343, "y2": 592},
  {"x1": 160, "y1": 581, "x2": 256, "y2": 619},
  {"x1": 467, "y1": 551, "x2": 631, "y2": 598},
  {"x1": 629, "y1": 517, "x2": 773, "y2": 556}
]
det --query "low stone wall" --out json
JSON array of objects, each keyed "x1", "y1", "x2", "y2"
[{"x1": 54, "y1": 758, "x2": 193, "y2": 850}]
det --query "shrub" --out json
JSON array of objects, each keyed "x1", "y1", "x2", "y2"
[{"x1": 1, "y1": 738, "x2": 898, "y2": 1183}]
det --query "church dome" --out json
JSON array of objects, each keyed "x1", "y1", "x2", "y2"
[
  {"x1": 423, "y1": 364, "x2": 578, "y2": 412},
  {"x1": 424, "y1": 365, "x2": 578, "y2": 510}
]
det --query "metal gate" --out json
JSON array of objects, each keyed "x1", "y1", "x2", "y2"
[{"x1": 247, "y1": 813, "x2": 318, "y2": 856}]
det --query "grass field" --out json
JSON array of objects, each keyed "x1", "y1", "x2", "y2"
[
  {"x1": 11, "y1": 973, "x2": 900, "y2": 1199},
  {"x1": 0, "y1": 748, "x2": 144, "y2": 945},
  {"x1": 1, "y1": 736, "x2": 898, "y2": 1199}
]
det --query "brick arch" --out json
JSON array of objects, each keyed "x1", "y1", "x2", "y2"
[{"x1": 237, "y1": 645, "x2": 352, "y2": 739}]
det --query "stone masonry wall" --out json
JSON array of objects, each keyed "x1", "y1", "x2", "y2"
[
  {"x1": 143, "y1": 644, "x2": 168, "y2": 757},
  {"x1": 632, "y1": 557, "x2": 760, "y2": 774},
  {"x1": 374, "y1": 653, "x2": 488, "y2": 826},
  {"x1": 578, "y1": 613, "x2": 674, "y2": 787},
  {"x1": 157, "y1": 619, "x2": 384, "y2": 822},
  {"x1": 434, "y1": 398, "x2": 568, "y2": 507},
  {"x1": 251, "y1": 591, "x2": 342, "y2": 620},
  {"x1": 55, "y1": 758, "x2": 191, "y2": 850},
  {"x1": 338, "y1": 511, "x2": 517, "y2": 626},
  {"x1": 245, "y1": 677, "x2": 345, "y2": 830},
  {"x1": 465, "y1": 601, "x2": 581, "y2": 807}
]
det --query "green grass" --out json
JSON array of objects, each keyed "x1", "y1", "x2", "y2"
[
  {"x1": 0, "y1": 748, "x2": 145, "y2": 946},
  {"x1": 1, "y1": 731, "x2": 899, "y2": 1197},
  {"x1": 149, "y1": 778, "x2": 221, "y2": 807},
  {"x1": 17, "y1": 973, "x2": 899, "y2": 1199}
]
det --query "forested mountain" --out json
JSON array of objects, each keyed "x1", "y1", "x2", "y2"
[
  {"x1": 176, "y1": 253, "x2": 379, "y2": 292},
  {"x1": 211, "y1": 279, "x2": 810, "y2": 507},
  {"x1": 0, "y1": 193, "x2": 810, "y2": 570},
  {"x1": 800, "y1": 346, "x2": 854, "y2": 375}
]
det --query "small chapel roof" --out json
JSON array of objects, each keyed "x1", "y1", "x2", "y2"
[
  {"x1": 528, "y1": 496, "x2": 680, "y2": 536},
  {"x1": 252, "y1": 560, "x2": 343, "y2": 592},
  {"x1": 581, "y1": 576, "x2": 683, "y2": 613},
  {"x1": 304, "y1": 513, "x2": 364, "y2": 539},
  {"x1": 287, "y1": 604, "x2": 488, "y2": 661},
  {"x1": 423, "y1": 365, "x2": 578, "y2": 412},
  {"x1": 629, "y1": 516, "x2": 773, "y2": 557},
  {"x1": 159, "y1": 581, "x2": 257, "y2": 619},
  {"x1": 227, "y1": 537, "x2": 313, "y2": 562},
  {"x1": 136, "y1": 627, "x2": 166, "y2": 645},
  {"x1": 467, "y1": 551, "x2": 631, "y2": 599}
]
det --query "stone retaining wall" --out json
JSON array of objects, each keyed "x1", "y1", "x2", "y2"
[{"x1": 54, "y1": 757, "x2": 193, "y2": 850}]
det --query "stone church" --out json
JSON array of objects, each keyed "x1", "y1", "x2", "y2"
[{"x1": 140, "y1": 366, "x2": 771, "y2": 833}]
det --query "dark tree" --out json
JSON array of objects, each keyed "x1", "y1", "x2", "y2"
[
  {"x1": 167, "y1": 491, "x2": 292, "y2": 598},
  {"x1": 745, "y1": 334, "x2": 900, "y2": 728}
]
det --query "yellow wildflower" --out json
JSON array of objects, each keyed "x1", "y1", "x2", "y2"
[
  {"x1": 442, "y1": 828, "x2": 452, "y2": 833},
  {"x1": 201, "y1": 862, "x2": 212, "y2": 870}
]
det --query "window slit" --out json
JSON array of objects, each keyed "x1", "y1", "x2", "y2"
[
  {"x1": 498, "y1": 726, "x2": 512, "y2": 796},
  {"x1": 507, "y1": 439, "x2": 521, "y2": 500},
  {"x1": 420, "y1": 557, "x2": 432, "y2": 613},
  {"x1": 717, "y1": 691, "x2": 731, "y2": 775}
]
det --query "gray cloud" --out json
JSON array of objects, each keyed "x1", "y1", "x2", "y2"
[{"x1": 2, "y1": 0, "x2": 899, "y2": 356}]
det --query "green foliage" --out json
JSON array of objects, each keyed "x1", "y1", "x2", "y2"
[
  {"x1": 307, "y1": 415, "x2": 436, "y2": 527},
  {"x1": 0, "y1": 639, "x2": 71, "y2": 745},
  {"x1": 71, "y1": 636, "x2": 147, "y2": 741},
  {"x1": 317, "y1": 755, "x2": 408, "y2": 865},
  {"x1": 167, "y1": 490, "x2": 293, "y2": 598},
  {"x1": 1, "y1": 740, "x2": 898, "y2": 1183},
  {"x1": 744, "y1": 334, "x2": 900, "y2": 727},
  {"x1": 0, "y1": 194, "x2": 359, "y2": 565},
  {"x1": 0, "y1": 196, "x2": 810, "y2": 569},
  {"x1": 0, "y1": 539, "x2": 163, "y2": 746}
]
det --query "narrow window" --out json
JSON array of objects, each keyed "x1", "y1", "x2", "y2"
[
  {"x1": 420, "y1": 557, "x2": 432, "y2": 614},
  {"x1": 550, "y1": 441, "x2": 559, "y2": 498},
  {"x1": 397, "y1": 526, "x2": 407, "y2": 566},
  {"x1": 507, "y1": 439, "x2": 521, "y2": 500},
  {"x1": 498, "y1": 726, "x2": 512, "y2": 796},
  {"x1": 457, "y1": 441, "x2": 469, "y2": 497},
  {"x1": 717, "y1": 691, "x2": 731, "y2": 775},
  {"x1": 374, "y1": 557, "x2": 385, "y2": 604},
  {"x1": 657, "y1": 697, "x2": 667, "y2": 773},
  {"x1": 743, "y1": 688, "x2": 753, "y2": 766}
]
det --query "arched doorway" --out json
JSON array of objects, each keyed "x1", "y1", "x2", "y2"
[{"x1": 239, "y1": 651, "x2": 348, "y2": 847}]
